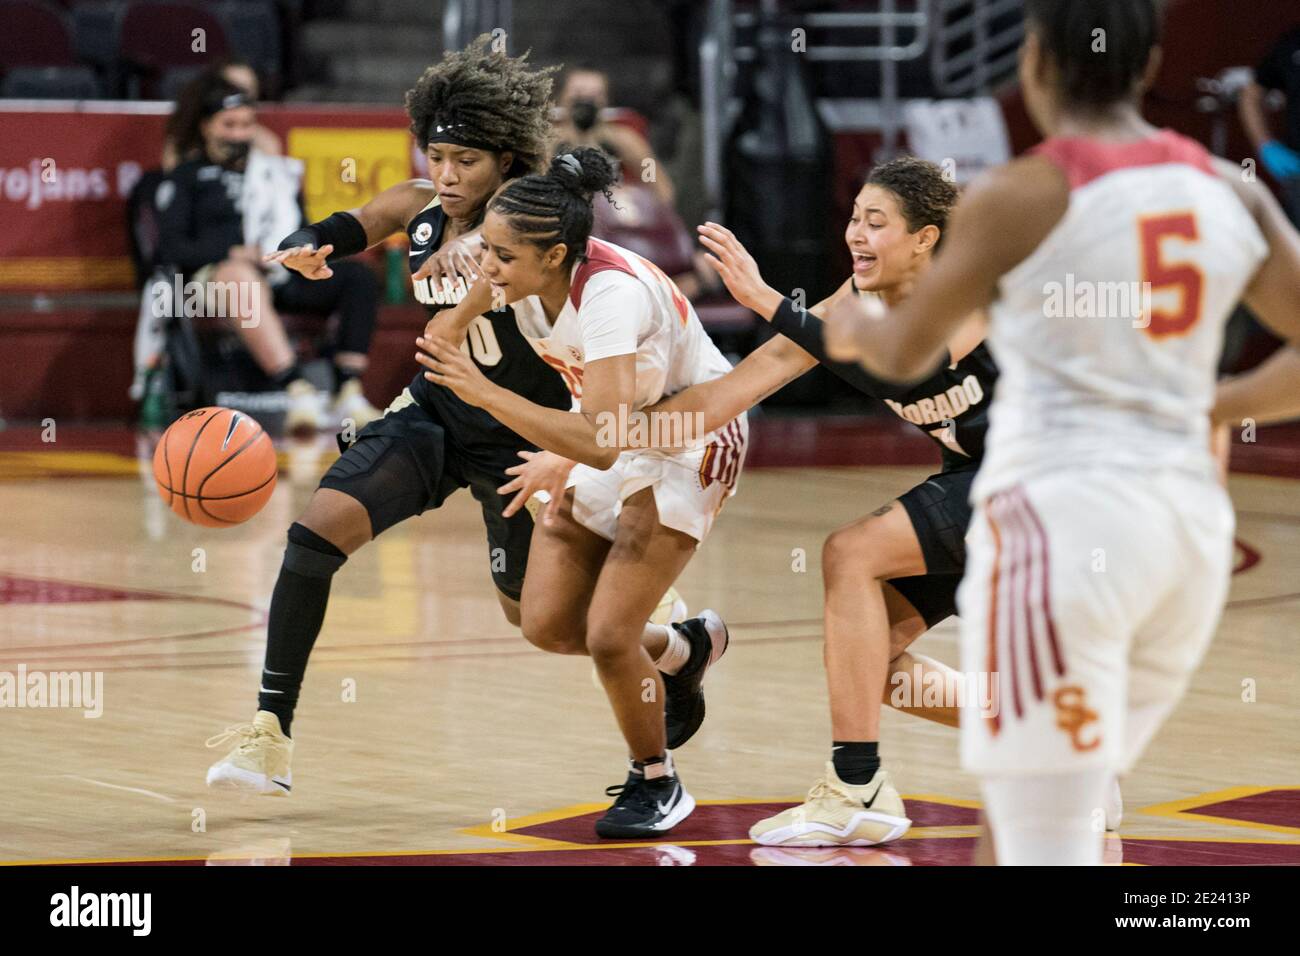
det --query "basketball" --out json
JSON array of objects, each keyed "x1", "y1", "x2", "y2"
[{"x1": 152, "y1": 407, "x2": 277, "y2": 527}]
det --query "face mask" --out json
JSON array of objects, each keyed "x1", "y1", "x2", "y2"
[
  {"x1": 217, "y1": 139, "x2": 251, "y2": 166},
  {"x1": 570, "y1": 99, "x2": 599, "y2": 132}
]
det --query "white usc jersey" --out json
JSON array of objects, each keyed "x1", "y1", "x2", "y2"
[
  {"x1": 511, "y1": 237, "x2": 746, "y2": 543},
  {"x1": 511, "y1": 237, "x2": 734, "y2": 414},
  {"x1": 975, "y1": 129, "x2": 1268, "y2": 499}
]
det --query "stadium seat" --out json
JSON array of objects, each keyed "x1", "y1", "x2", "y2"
[
  {"x1": 0, "y1": 0, "x2": 77, "y2": 68},
  {"x1": 216, "y1": 1, "x2": 283, "y2": 89},
  {"x1": 0, "y1": 64, "x2": 105, "y2": 98},
  {"x1": 120, "y1": 0, "x2": 230, "y2": 96},
  {"x1": 157, "y1": 64, "x2": 203, "y2": 101},
  {"x1": 70, "y1": 0, "x2": 127, "y2": 95}
]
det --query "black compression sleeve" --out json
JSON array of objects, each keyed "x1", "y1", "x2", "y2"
[
  {"x1": 278, "y1": 211, "x2": 368, "y2": 260},
  {"x1": 769, "y1": 296, "x2": 949, "y2": 398}
]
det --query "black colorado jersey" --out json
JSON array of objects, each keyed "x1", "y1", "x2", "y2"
[
  {"x1": 402, "y1": 196, "x2": 571, "y2": 469},
  {"x1": 853, "y1": 341, "x2": 997, "y2": 471},
  {"x1": 771, "y1": 293, "x2": 998, "y2": 471}
]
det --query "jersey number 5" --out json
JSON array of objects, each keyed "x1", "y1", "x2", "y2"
[{"x1": 1138, "y1": 212, "x2": 1203, "y2": 338}]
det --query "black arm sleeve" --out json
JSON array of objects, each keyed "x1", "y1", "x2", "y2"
[
  {"x1": 155, "y1": 167, "x2": 239, "y2": 273},
  {"x1": 278, "y1": 210, "x2": 368, "y2": 260},
  {"x1": 769, "y1": 296, "x2": 949, "y2": 399}
]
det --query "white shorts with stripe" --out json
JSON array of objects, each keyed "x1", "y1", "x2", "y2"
[
  {"x1": 565, "y1": 416, "x2": 748, "y2": 544},
  {"x1": 958, "y1": 468, "x2": 1234, "y2": 776}
]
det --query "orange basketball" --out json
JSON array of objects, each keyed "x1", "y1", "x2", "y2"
[{"x1": 152, "y1": 407, "x2": 277, "y2": 527}]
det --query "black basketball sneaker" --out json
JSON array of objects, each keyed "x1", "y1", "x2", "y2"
[
  {"x1": 594, "y1": 769, "x2": 696, "y2": 838},
  {"x1": 663, "y1": 609, "x2": 729, "y2": 750}
]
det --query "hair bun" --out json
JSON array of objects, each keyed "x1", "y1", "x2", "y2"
[{"x1": 549, "y1": 147, "x2": 618, "y2": 199}]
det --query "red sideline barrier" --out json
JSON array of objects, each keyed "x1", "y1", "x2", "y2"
[
  {"x1": 0, "y1": 302, "x2": 430, "y2": 422},
  {"x1": 0, "y1": 102, "x2": 415, "y2": 293}
]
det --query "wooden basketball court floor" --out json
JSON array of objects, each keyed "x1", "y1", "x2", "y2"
[{"x1": 0, "y1": 420, "x2": 1297, "y2": 867}]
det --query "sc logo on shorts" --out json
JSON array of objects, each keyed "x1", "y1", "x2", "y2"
[{"x1": 1053, "y1": 685, "x2": 1100, "y2": 751}]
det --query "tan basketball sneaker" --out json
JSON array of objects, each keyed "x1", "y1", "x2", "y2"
[
  {"x1": 284, "y1": 378, "x2": 327, "y2": 434},
  {"x1": 750, "y1": 763, "x2": 911, "y2": 847},
  {"x1": 651, "y1": 586, "x2": 689, "y2": 625},
  {"x1": 330, "y1": 379, "x2": 381, "y2": 431},
  {"x1": 205, "y1": 710, "x2": 293, "y2": 796}
]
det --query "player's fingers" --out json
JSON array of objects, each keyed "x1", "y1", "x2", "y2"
[
  {"x1": 542, "y1": 492, "x2": 563, "y2": 526},
  {"x1": 503, "y1": 488, "x2": 536, "y2": 518},
  {"x1": 316, "y1": 244, "x2": 334, "y2": 259},
  {"x1": 413, "y1": 350, "x2": 442, "y2": 372},
  {"x1": 453, "y1": 250, "x2": 480, "y2": 280},
  {"x1": 697, "y1": 232, "x2": 727, "y2": 256}
]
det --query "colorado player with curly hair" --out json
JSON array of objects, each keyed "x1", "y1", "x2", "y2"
[{"x1": 205, "y1": 39, "x2": 692, "y2": 797}]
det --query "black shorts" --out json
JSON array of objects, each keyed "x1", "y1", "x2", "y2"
[
  {"x1": 318, "y1": 397, "x2": 534, "y2": 601},
  {"x1": 888, "y1": 466, "x2": 977, "y2": 629}
]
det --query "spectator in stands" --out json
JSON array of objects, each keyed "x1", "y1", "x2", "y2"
[
  {"x1": 1240, "y1": 26, "x2": 1300, "y2": 223},
  {"x1": 552, "y1": 65, "x2": 721, "y2": 301},
  {"x1": 155, "y1": 76, "x2": 380, "y2": 430},
  {"x1": 552, "y1": 64, "x2": 676, "y2": 206},
  {"x1": 163, "y1": 59, "x2": 283, "y2": 172}
]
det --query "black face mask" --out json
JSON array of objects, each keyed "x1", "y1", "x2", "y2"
[
  {"x1": 570, "y1": 99, "x2": 599, "y2": 132},
  {"x1": 217, "y1": 139, "x2": 251, "y2": 166}
]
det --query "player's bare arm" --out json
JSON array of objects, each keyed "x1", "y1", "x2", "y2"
[
  {"x1": 1202, "y1": 159, "x2": 1300, "y2": 427},
  {"x1": 824, "y1": 156, "x2": 1068, "y2": 381},
  {"x1": 263, "y1": 178, "x2": 432, "y2": 278},
  {"x1": 415, "y1": 273, "x2": 497, "y2": 348},
  {"x1": 646, "y1": 334, "x2": 817, "y2": 441}
]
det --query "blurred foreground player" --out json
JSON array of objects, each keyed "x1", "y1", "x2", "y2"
[{"x1": 826, "y1": 0, "x2": 1300, "y2": 864}]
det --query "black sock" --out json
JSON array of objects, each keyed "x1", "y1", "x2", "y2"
[
  {"x1": 257, "y1": 522, "x2": 347, "y2": 736},
  {"x1": 270, "y1": 363, "x2": 303, "y2": 390},
  {"x1": 832, "y1": 741, "x2": 880, "y2": 785}
]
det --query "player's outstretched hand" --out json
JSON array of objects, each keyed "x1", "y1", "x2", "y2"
[
  {"x1": 498, "y1": 450, "x2": 575, "y2": 523},
  {"x1": 412, "y1": 232, "x2": 484, "y2": 284},
  {"x1": 696, "y1": 222, "x2": 783, "y2": 319},
  {"x1": 415, "y1": 335, "x2": 496, "y2": 407},
  {"x1": 263, "y1": 244, "x2": 334, "y2": 279}
]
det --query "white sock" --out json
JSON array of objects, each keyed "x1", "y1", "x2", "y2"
[
  {"x1": 980, "y1": 769, "x2": 1109, "y2": 865},
  {"x1": 638, "y1": 753, "x2": 674, "y2": 781},
  {"x1": 650, "y1": 624, "x2": 691, "y2": 675}
]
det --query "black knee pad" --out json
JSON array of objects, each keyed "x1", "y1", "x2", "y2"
[{"x1": 283, "y1": 522, "x2": 347, "y2": 578}]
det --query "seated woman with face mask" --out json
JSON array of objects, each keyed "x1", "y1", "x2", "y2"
[{"x1": 154, "y1": 76, "x2": 381, "y2": 431}]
